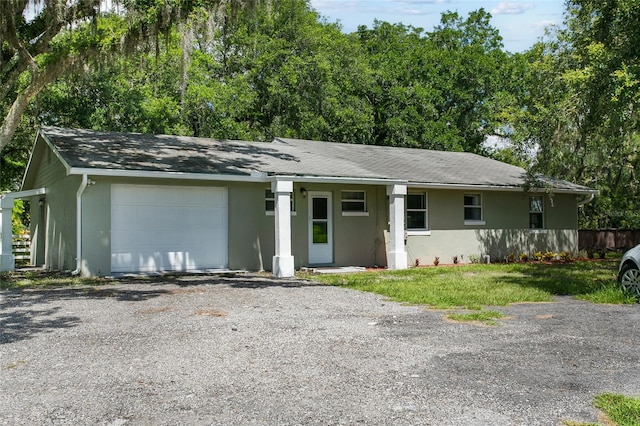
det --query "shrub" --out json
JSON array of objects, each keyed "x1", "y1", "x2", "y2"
[
  {"x1": 532, "y1": 251, "x2": 543, "y2": 261},
  {"x1": 433, "y1": 257, "x2": 440, "y2": 266},
  {"x1": 519, "y1": 253, "x2": 529, "y2": 262},
  {"x1": 543, "y1": 251, "x2": 557, "y2": 261},
  {"x1": 468, "y1": 254, "x2": 481, "y2": 264},
  {"x1": 559, "y1": 251, "x2": 572, "y2": 262},
  {"x1": 507, "y1": 253, "x2": 517, "y2": 263}
]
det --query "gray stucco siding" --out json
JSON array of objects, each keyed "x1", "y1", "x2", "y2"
[
  {"x1": 77, "y1": 180, "x2": 387, "y2": 274},
  {"x1": 81, "y1": 181, "x2": 111, "y2": 276},
  {"x1": 283, "y1": 183, "x2": 384, "y2": 269},
  {"x1": 425, "y1": 190, "x2": 577, "y2": 231},
  {"x1": 331, "y1": 185, "x2": 382, "y2": 268},
  {"x1": 403, "y1": 189, "x2": 580, "y2": 265},
  {"x1": 405, "y1": 229, "x2": 578, "y2": 266},
  {"x1": 43, "y1": 176, "x2": 80, "y2": 271},
  {"x1": 544, "y1": 193, "x2": 579, "y2": 229},
  {"x1": 24, "y1": 167, "x2": 583, "y2": 275},
  {"x1": 227, "y1": 183, "x2": 274, "y2": 272},
  {"x1": 24, "y1": 143, "x2": 79, "y2": 271}
]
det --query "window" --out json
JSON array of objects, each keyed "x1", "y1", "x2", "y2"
[
  {"x1": 529, "y1": 196, "x2": 544, "y2": 229},
  {"x1": 265, "y1": 188, "x2": 295, "y2": 215},
  {"x1": 464, "y1": 194, "x2": 483, "y2": 223},
  {"x1": 406, "y1": 193, "x2": 428, "y2": 230},
  {"x1": 341, "y1": 190, "x2": 367, "y2": 215},
  {"x1": 265, "y1": 189, "x2": 276, "y2": 212}
]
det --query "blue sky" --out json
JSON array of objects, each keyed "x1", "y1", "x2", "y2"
[{"x1": 309, "y1": 1, "x2": 566, "y2": 52}]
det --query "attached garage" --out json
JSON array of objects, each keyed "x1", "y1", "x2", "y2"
[{"x1": 110, "y1": 184, "x2": 228, "y2": 273}]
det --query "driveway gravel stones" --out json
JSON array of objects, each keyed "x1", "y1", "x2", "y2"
[{"x1": 1, "y1": 274, "x2": 639, "y2": 425}]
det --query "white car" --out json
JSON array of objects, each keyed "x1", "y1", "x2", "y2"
[{"x1": 618, "y1": 244, "x2": 640, "y2": 297}]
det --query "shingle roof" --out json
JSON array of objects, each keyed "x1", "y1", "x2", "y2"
[{"x1": 37, "y1": 126, "x2": 595, "y2": 193}]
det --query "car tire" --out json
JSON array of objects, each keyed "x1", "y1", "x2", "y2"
[{"x1": 618, "y1": 263, "x2": 640, "y2": 298}]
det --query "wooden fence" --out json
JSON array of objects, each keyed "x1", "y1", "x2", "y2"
[
  {"x1": 12, "y1": 233, "x2": 31, "y2": 266},
  {"x1": 578, "y1": 229, "x2": 640, "y2": 253}
]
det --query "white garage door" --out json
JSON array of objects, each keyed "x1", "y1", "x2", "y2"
[{"x1": 111, "y1": 184, "x2": 228, "y2": 273}]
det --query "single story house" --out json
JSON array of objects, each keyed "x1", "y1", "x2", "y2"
[{"x1": 0, "y1": 126, "x2": 596, "y2": 277}]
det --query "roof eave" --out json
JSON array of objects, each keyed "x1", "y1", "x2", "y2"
[
  {"x1": 67, "y1": 167, "x2": 270, "y2": 182},
  {"x1": 21, "y1": 129, "x2": 73, "y2": 190},
  {"x1": 40, "y1": 129, "x2": 73, "y2": 174},
  {"x1": 66, "y1": 168, "x2": 597, "y2": 194},
  {"x1": 268, "y1": 174, "x2": 407, "y2": 185},
  {"x1": 408, "y1": 181, "x2": 598, "y2": 195}
]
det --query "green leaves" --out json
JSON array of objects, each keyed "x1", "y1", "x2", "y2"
[
  {"x1": 356, "y1": 13, "x2": 510, "y2": 152},
  {"x1": 2, "y1": 0, "x2": 523, "y2": 194},
  {"x1": 513, "y1": 0, "x2": 640, "y2": 228}
]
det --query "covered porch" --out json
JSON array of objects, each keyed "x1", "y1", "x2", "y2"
[
  {"x1": 0, "y1": 188, "x2": 46, "y2": 272},
  {"x1": 270, "y1": 177, "x2": 408, "y2": 278}
]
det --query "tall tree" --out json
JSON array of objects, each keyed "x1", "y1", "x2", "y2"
[
  {"x1": 0, "y1": 0, "x2": 258, "y2": 156},
  {"x1": 356, "y1": 9, "x2": 511, "y2": 152},
  {"x1": 516, "y1": 0, "x2": 640, "y2": 227}
]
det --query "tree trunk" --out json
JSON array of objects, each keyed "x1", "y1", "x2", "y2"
[{"x1": 0, "y1": 56, "x2": 80, "y2": 153}]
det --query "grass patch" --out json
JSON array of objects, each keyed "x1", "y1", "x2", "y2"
[
  {"x1": 564, "y1": 393, "x2": 640, "y2": 426},
  {"x1": 447, "y1": 309, "x2": 505, "y2": 326},
  {"x1": 594, "y1": 393, "x2": 640, "y2": 426},
  {"x1": 0, "y1": 270, "x2": 115, "y2": 289},
  {"x1": 309, "y1": 261, "x2": 633, "y2": 309}
]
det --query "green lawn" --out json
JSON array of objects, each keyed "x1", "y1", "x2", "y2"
[{"x1": 308, "y1": 260, "x2": 636, "y2": 309}]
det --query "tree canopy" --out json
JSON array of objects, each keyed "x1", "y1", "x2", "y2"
[
  {"x1": 512, "y1": 0, "x2": 640, "y2": 227},
  {"x1": 0, "y1": 0, "x2": 257, "y2": 186},
  {"x1": 3, "y1": 0, "x2": 640, "y2": 229}
]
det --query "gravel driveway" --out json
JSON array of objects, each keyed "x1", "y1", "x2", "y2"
[{"x1": 1, "y1": 273, "x2": 639, "y2": 425}]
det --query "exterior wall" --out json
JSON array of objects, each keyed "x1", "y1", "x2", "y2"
[
  {"x1": 77, "y1": 180, "x2": 387, "y2": 275},
  {"x1": 81, "y1": 181, "x2": 111, "y2": 275},
  {"x1": 229, "y1": 182, "x2": 387, "y2": 270},
  {"x1": 23, "y1": 146, "x2": 583, "y2": 275},
  {"x1": 405, "y1": 189, "x2": 580, "y2": 265},
  {"x1": 46, "y1": 176, "x2": 80, "y2": 271},
  {"x1": 227, "y1": 182, "x2": 274, "y2": 271},
  {"x1": 26, "y1": 146, "x2": 79, "y2": 271},
  {"x1": 406, "y1": 229, "x2": 578, "y2": 265}
]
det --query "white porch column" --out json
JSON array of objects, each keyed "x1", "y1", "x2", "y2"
[
  {"x1": 272, "y1": 179, "x2": 295, "y2": 278},
  {"x1": 387, "y1": 184, "x2": 408, "y2": 270},
  {"x1": 0, "y1": 197, "x2": 15, "y2": 272}
]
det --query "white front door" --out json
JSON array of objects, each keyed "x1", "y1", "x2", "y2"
[{"x1": 308, "y1": 191, "x2": 333, "y2": 265}]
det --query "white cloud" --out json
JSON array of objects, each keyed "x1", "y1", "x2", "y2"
[
  {"x1": 491, "y1": 2, "x2": 534, "y2": 15},
  {"x1": 533, "y1": 19, "x2": 557, "y2": 28}
]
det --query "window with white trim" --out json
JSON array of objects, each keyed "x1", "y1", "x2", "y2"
[
  {"x1": 265, "y1": 188, "x2": 295, "y2": 215},
  {"x1": 341, "y1": 190, "x2": 367, "y2": 215},
  {"x1": 529, "y1": 196, "x2": 544, "y2": 229},
  {"x1": 406, "y1": 192, "x2": 428, "y2": 230},
  {"x1": 464, "y1": 194, "x2": 483, "y2": 223}
]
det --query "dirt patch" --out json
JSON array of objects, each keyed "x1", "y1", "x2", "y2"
[
  {"x1": 170, "y1": 288, "x2": 207, "y2": 295},
  {"x1": 137, "y1": 307, "x2": 174, "y2": 315},
  {"x1": 194, "y1": 309, "x2": 227, "y2": 317}
]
